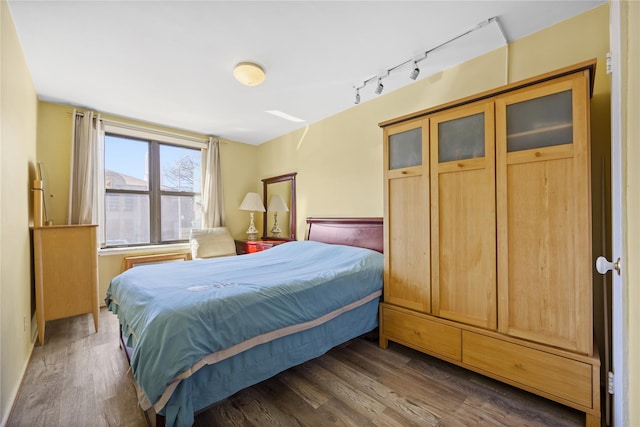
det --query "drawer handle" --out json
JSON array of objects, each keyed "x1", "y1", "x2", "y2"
[
  {"x1": 535, "y1": 151, "x2": 541, "y2": 158},
  {"x1": 414, "y1": 330, "x2": 421, "y2": 336}
]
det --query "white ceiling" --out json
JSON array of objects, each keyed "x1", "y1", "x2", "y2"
[{"x1": 8, "y1": 1, "x2": 605, "y2": 145}]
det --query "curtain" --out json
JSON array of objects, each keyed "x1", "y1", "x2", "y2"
[
  {"x1": 202, "y1": 136, "x2": 225, "y2": 227},
  {"x1": 68, "y1": 110, "x2": 103, "y2": 225}
]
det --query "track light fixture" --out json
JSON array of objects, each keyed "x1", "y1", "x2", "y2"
[
  {"x1": 375, "y1": 78, "x2": 384, "y2": 95},
  {"x1": 351, "y1": 16, "x2": 503, "y2": 104},
  {"x1": 409, "y1": 61, "x2": 420, "y2": 80}
]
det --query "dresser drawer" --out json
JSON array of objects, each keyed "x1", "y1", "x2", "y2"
[
  {"x1": 382, "y1": 306, "x2": 461, "y2": 361},
  {"x1": 462, "y1": 331, "x2": 593, "y2": 408}
]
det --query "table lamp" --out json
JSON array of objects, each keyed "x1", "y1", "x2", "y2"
[
  {"x1": 267, "y1": 194, "x2": 289, "y2": 237},
  {"x1": 239, "y1": 192, "x2": 265, "y2": 240}
]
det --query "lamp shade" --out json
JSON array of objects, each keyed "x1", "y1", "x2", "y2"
[
  {"x1": 267, "y1": 194, "x2": 289, "y2": 212},
  {"x1": 239, "y1": 192, "x2": 265, "y2": 212}
]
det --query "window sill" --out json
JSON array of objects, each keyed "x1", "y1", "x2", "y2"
[{"x1": 99, "y1": 242, "x2": 190, "y2": 257}]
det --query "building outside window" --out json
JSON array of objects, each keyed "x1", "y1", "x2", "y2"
[{"x1": 104, "y1": 133, "x2": 202, "y2": 247}]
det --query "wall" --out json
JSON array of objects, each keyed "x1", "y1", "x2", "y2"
[
  {"x1": 36, "y1": 102, "x2": 258, "y2": 302},
  {"x1": 0, "y1": 2, "x2": 38, "y2": 425}
]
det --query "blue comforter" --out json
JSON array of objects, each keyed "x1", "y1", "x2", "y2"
[{"x1": 106, "y1": 240, "x2": 383, "y2": 423}]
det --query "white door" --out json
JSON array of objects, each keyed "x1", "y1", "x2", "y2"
[{"x1": 595, "y1": 3, "x2": 627, "y2": 426}]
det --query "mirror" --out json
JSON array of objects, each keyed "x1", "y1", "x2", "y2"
[
  {"x1": 262, "y1": 172, "x2": 297, "y2": 240},
  {"x1": 34, "y1": 162, "x2": 51, "y2": 227}
]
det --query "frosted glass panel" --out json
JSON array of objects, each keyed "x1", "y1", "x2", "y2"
[
  {"x1": 438, "y1": 113, "x2": 485, "y2": 162},
  {"x1": 389, "y1": 128, "x2": 421, "y2": 170},
  {"x1": 507, "y1": 90, "x2": 573, "y2": 152}
]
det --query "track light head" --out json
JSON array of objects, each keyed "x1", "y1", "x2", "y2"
[
  {"x1": 410, "y1": 62, "x2": 420, "y2": 80},
  {"x1": 375, "y1": 78, "x2": 384, "y2": 95},
  {"x1": 354, "y1": 88, "x2": 360, "y2": 104}
]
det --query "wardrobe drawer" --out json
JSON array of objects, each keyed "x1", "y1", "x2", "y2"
[
  {"x1": 382, "y1": 306, "x2": 461, "y2": 361},
  {"x1": 462, "y1": 331, "x2": 593, "y2": 408}
]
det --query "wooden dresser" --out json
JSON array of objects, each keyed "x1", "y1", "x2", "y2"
[
  {"x1": 379, "y1": 60, "x2": 600, "y2": 425},
  {"x1": 32, "y1": 224, "x2": 99, "y2": 345}
]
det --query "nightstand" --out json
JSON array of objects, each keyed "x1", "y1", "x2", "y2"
[{"x1": 234, "y1": 239, "x2": 290, "y2": 255}]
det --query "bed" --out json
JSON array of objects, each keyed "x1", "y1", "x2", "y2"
[{"x1": 106, "y1": 217, "x2": 383, "y2": 427}]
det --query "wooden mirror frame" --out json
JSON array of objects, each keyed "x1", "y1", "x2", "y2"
[{"x1": 262, "y1": 172, "x2": 297, "y2": 241}]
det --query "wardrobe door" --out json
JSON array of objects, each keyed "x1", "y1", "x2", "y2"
[
  {"x1": 430, "y1": 102, "x2": 497, "y2": 329},
  {"x1": 383, "y1": 118, "x2": 430, "y2": 313},
  {"x1": 495, "y1": 71, "x2": 592, "y2": 354}
]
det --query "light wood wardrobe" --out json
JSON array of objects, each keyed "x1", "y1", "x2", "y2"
[{"x1": 379, "y1": 59, "x2": 600, "y2": 425}]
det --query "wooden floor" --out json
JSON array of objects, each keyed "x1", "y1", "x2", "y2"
[{"x1": 8, "y1": 308, "x2": 586, "y2": 427}]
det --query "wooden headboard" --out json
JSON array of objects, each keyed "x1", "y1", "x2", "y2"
[{"x1": 306, "y1": 217, "x2": 383, "y2": 253}]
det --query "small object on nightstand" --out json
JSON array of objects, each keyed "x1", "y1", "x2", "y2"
[{"x1": 235, "y1": 239, "x2": 290, "y2": 255}]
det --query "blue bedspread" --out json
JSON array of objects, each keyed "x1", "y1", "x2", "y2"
[{"x1": 106, "y1": 240, "x2": 383, "y2": 424}]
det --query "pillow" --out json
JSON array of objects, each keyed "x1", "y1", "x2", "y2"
[{"x1": 189, "y1": 227, "x2": 237, "y2": 259}]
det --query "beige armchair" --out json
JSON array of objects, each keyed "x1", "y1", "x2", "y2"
[{"x1": 189, "y1": 227, "x2": 237, "y2": 259}]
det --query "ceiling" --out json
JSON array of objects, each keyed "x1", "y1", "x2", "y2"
[{"x1": 8, "y1": 1, "x2": 605, "y2": 145}]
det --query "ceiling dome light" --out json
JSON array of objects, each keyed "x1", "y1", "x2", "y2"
[{"x1": 233, "y1": 62, "x2": 266, "y2": 86}]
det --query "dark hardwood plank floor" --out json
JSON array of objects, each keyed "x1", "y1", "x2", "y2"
[{"x1": 8, "y1": 308, "x2": 585, "y2": 426}]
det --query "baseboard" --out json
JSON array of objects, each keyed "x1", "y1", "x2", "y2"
[{"x1": 1, "y1": 337, "x2": 36, "y2": 427}]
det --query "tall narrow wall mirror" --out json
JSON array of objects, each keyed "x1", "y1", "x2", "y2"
[
  {"x1": 262, "y1": 172, "x2": 297, "y2": 240},
  {"x1": 34, "y1": 162, "x2": 51, "y2": 227}
]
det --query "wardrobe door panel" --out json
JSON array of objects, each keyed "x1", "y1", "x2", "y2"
[
  {"x1": 384, "y1": 118, "x2": 430, "y2": 312},
  {"x1": 430, "y1": 102, "x2": 497, "y2": 329},
  {"x1": 496, "y1": 72, "x2": 592, "y2": 354}
]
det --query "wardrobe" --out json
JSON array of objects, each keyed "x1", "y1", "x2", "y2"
[{"x1": 379, "y1": 59, "x2": 600, "y2": 425}]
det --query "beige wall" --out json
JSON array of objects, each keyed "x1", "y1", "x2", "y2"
[
  {"x1": 623, "y1": 1, "x2": 639, "y2": 424},
  {"x1": 0, "y1": 1, "x2": 38, "y2": 424}
]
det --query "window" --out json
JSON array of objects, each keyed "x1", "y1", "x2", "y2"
[{"x1": 104, "y1": 133, "x2": 202, "y2": 247}]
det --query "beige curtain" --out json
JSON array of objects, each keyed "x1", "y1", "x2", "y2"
[
  {"x1": 202, "y1": 136, "x2": 225, "y2": 227},
  {"x1": 68, "y1": 110, "x2": 103, "y2": 225}
]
